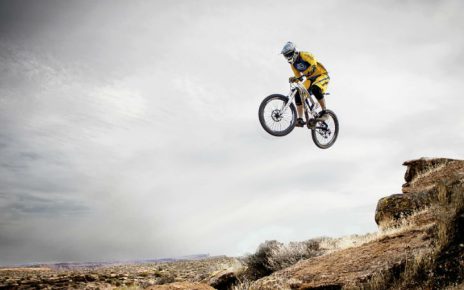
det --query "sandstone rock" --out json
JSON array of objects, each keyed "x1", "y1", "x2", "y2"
[
  {"x1": 146, "y1": 281, "x2": 215, "y2": 290},
  {"x1": 375, "y1": 190, "x2": 436, "y2": 227},
  {"x1": 403, "y1": 157, "x2": 455, "y2": 181},
  {"x1": 84, "y1": 273, "x2": 99, "y2": 282},
  {"x1": 402, "y1": 157, "x2": 461, "y2": 193},
  {"x1": 203, "y1": 258, "x2": 243, "y2": 289},
  {"x1": 206, "y1": 269, "x2": 238, "y2": 290},
  {"x1": 375, "y1": 157, "x2": 464, "y2": 227}
]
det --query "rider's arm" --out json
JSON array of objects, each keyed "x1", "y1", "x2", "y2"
[{"x1": 291, "y1": 65, "x2": 301, "y2": 78}]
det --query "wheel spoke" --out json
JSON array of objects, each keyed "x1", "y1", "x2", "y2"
[{"x1": 259, "y1": 96, "x2": 297, "y2": 135}]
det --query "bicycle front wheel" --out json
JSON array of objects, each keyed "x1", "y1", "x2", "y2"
[
  {"x1": 258, "y1": 94, "x2": 297, "y2": 137},
  {"x1": 311, "y1": 110, "x2": 339, "y2": 149}
]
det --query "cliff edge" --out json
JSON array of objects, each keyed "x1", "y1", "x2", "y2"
[{"x1": 250, "y1": 157, "x2": 464, "y2": 290}]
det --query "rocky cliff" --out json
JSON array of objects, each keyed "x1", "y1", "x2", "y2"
[{"x1": 250, "y1": 157, "x2": 464, "y2": 290}]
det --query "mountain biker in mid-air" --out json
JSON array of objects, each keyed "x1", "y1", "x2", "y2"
[{"x1": 281, "y1": 41, "x2": 330, "y2": 127}]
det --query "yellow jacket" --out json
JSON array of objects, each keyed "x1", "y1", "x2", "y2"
[{"x1": 291, "y1": 51, "x2": 328, "y2": 79}]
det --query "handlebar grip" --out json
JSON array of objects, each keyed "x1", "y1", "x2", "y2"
[{"x1": 289, "y1": 75, "x2": 307, "y2": 83}]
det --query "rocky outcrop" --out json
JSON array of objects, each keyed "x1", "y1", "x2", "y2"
[
  {"x1": 375, "y1": 157, "x2": 464, "y2": 227},
  {"x1": 146, "y1": 282, "x2": 215, "y2": 290},
  {"x1": 205, "y1": 269, "x2": 239, "y2": 290},
  {"x1": 250, "y1": 157, "x2": 464, "y2": 290},
  {"x1": 402, "y1": 157, "x2": 458, "y2": 191},
  {"x1": 202, "y1": 258, "x2": 243, "y2": 290},
  {"x1": 374, "y1": 191, "x2": 435, "y2": 227}
]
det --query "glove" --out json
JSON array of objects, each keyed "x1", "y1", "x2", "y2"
[{"x1": 289, "y1": 76, "x2": 298, "y2": 83}]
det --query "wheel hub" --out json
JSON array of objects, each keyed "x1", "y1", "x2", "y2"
[{"x1": 271, "y1": 109, "x2": 283, "y2": 122}]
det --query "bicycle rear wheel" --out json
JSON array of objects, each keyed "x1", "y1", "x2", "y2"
[
  {"x1": 258, "y1": 94, "x2": 297, "y2": 137},
  {"x1": 311, "y1": 110, "x2": 339, "y2": 149}
]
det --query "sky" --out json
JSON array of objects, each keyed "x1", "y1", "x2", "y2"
[{"x1": 0, "y1": 0, "x2": 463, "y2": 265}]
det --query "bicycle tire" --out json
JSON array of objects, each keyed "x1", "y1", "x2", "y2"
[
  {"x1": 258, "y1": 94, "x2": 297, "y2": 137},
  {"x1": 311, "y1": 109, "x2": 339, "y2": 149}
]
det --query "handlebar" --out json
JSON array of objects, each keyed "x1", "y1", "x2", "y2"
[{"x1": 289, "y1": 75, "x2": 308, "y2": 83}]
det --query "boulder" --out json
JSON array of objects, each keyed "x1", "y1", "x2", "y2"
[
  {"x1": 206, "y1": 269, "x2": 239, "y2": 290},
  {"x1": 203, "y1": 258, "x2": 243, "y2": 290},
  {"x1": 374, "y1": 190, "x2": 436, "y2": 227}
]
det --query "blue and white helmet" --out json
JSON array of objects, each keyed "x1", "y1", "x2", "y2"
[{"x1": 281, "y1": 41, "x2": 298, "y2": 64}]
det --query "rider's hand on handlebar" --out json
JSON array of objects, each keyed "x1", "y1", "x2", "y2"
[{"x1": 289, "y1": 76, "x2": 298, "y2": 83}]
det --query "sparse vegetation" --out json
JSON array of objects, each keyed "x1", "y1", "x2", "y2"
[
  {"x1": 241, "y1": 209, "x2": 437, "y2": 286},
  {"x1": 243, "y1": 239, "x2": 324, "y2": 280},
  {"x1": 231, "y1": 278, "x2": 253, "y2": 290},
  {"x1": 0, "y1": 256, "x2": 238, "y2": 289}
]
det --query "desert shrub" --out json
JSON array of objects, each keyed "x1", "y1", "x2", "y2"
[
  {"x1": 156, "y1": 271, "x2": 176, "y2": 285},
  {"x1": 231, "y1": 278, "x2": 253, "y2": 290},
  {"x1": 266, "y1": 240, "x2": 321, "y2": 271},
  {"x1": 243, "y1": 239, "x2": 322, "y2": 280},
  {"x1": 243, "y1": 240, "x2": 281, "y2": 279}
]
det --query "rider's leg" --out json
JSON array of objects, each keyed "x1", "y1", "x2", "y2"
[
  {"x1": 305, "y1": 79, "x2": 324, "y2": 109},
  {"x1": 317, "y1": 97, "x2": 326, "y2": 111},
  {"x1": 297, "y1": 105, "x2": 304, "y2": 118},
  {"x1": 295, "y1": 92, "x2": 305, "y2": 127},
  {"x1": 310, "y1": 86, "x2": 328, "y2": 120},
  {"x1": 310, "y1": 74, "x2": 330, "y2": 112},
  {"x1": 310, "y1": 86, "x2": 326, "y2": 111}
]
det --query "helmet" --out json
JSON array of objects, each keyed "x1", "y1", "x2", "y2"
[{"x1": 281, "y1": 41, "x2": 298, "y2": 64}]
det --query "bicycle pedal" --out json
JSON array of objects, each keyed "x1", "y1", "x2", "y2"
[{"x1": 295, "y1": 119, "x2": 306, "y2": 127}]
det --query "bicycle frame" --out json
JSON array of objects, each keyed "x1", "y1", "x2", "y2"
[
  {"x1": 258, "y1": 78, "x2": 338, "y2": 148},
  {"x1": 280, "y1": 78, "x2": 319, "y2": 119}
]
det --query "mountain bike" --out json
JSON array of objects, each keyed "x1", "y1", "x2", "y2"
[{"x1": 258, "y1": 75, "x2": 339, "y2": 149}]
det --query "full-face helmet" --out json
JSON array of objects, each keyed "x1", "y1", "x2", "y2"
[{"x1": 281, "y1": 41, "x2": 298, "y2": 64}]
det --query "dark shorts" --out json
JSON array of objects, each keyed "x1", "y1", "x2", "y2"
[{"x1": 295, "y1": 86, "x2": 324, "y2": 106}]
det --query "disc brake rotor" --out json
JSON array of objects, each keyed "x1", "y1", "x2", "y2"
[{"x1": 271, "y1": 109, "x2": 283, "y2": 122}]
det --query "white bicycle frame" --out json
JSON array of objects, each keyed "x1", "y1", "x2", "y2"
[{"x1": 280, "y1": 77, "x2": 319, "y2": 119}]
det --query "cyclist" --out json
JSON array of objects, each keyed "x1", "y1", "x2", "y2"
[{"x1": 281, "y1": 41, "x2": 330, "y2": 127}]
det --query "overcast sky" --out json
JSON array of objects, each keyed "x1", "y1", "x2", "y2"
[{"x1": 0, "y1": 0, "x2": 463, "y2": 265}]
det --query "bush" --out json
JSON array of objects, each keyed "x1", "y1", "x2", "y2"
[{"x1": 244, "y1": 239, "x2": 322, "y2": 280}]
